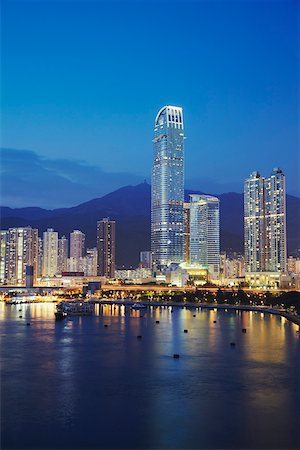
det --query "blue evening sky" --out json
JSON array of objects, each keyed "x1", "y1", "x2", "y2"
[{"x1": 1, "y1": 0, "x2": 299, "y2": 207}]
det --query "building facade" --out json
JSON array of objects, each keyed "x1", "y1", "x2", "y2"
[
  {"x1": 84, "y1": 247, "x2": 98, "y2": 276},
  {"x1": 244, "y1": 168, "x2": 287, "y2": 273},
  {"x1": 151, "y1": 105, "x2": 185, "y2": 269},
  {"x1": 97, "y1": 219, "x2": 116, "y2": 278},
  {"x1": 42, "y1": 228, "x2": 58, "y2": 277},
  {"x1": 183, "y1": 202, "x2": 191, "y2": 264},
  {"x1": 139, "y1": 251, "x2": 152, "y2": 269},
  {"x1": 70, "y1": 230, "x2": 85, "y2": 272},
  {"x1": 189, "y1": 194, "x2": 220, "y2": 278},
  {"x1": 58, "y1": 235, "x2": 68, "y2": 274}
]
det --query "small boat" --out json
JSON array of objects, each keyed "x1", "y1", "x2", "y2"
[
  {"x1": 55, "y1": 301, "x2": 94, "y2": 319},
  {"x1": 131, "y1": 303, "x2": 147, "y2": 310}
]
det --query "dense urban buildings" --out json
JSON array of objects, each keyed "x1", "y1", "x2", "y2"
[
  {"x1": 189, "y1": 194, "x2": 220, "y2": 279},
  {"x1": 97, "y1": 218, "x2": 116, "y2": 278},
  {"x1": 244, "y1": 168, "x2": 287, "y2": 273},
  {"x1": 151, "y1": 105, "x2": 185, "y2": 269},
  {"x1": 7, "y1": 227, "x2": 38, "y2": 284}
]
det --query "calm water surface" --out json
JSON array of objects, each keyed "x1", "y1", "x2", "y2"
[{"x1": 1, "y1": 302, "x2": 300, "y2": 449}]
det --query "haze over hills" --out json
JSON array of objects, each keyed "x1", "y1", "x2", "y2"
[{"x1": 1, "y1": 182, "x2": 299, "y2": 267}]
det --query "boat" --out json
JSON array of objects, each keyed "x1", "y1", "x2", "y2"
[
  {"x1": 131, "y1": 303, "x2": 147, "y2": 310},
  {"x1": 55, "y1": 301, "x2": 94, "y2": 319}
]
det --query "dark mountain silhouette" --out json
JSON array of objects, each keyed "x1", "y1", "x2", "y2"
[{"x1": 1, "y1": 182, "x2": 299, "y2": 267}]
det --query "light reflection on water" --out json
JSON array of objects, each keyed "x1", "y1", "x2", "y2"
[{"x1": 1, "y1": 302, "x2": 299, "y2": 450}]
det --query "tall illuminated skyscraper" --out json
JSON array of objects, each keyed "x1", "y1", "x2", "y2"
[
  {"x1": 244, "y1": 168, "x2": 287, "y2": 273},
  {"x1": 189, "y1": 195, "x2": 220, "y2": 278},
  {"x1": 151, "y1": 105, "x2": 184, "y2": 268}
]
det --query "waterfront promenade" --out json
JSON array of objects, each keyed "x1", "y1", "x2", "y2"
[{"x1": 91, "y1": 298, "x2": 300, "y2": 326}]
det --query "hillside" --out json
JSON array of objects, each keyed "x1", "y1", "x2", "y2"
[{"x1": 1, "y1": 182, "x2": 299, "y2": 267}]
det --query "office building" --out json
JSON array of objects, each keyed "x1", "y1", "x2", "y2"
[
  {"x1": 244, "y1": 168, "x2": 287, "y2": 273},
  {"x1": 97, "y1": 219, "x2": 115, "y2": 278},
  {"x1": 190, "y1": 194, "x2": 220, "y2": 278},
  {"x1": 42, "y1": 228, "x2": 58, "y2": 277},
  {"x1": 151, "y1": 105, "x2": 184, "y2": 268}
]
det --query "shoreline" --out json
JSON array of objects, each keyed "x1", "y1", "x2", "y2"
[
  {"x1": 94, "y1": 299, "x2": 300, "y2": 326},
  {"x1": 3, "y1": 299, "x2": 300, "y2": 327}
]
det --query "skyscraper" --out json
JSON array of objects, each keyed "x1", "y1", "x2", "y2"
[
  {"x1": 42, "y1": 228, "x2": 58, "y2": 277},
  {"x1": 70, "y1": 230, "x2": 85, "y2": 272},
  {"x1": 190, "y1": 195, "x2": 220, "y2": 278},
  {"x1": 244, "y1": 168, "x2": 287, "y2": 273},
  {"x1": 97, "y1": 219, "x2": 115, "y2": 278},
  {"x1": 151, "y1": 105, "x2": 184, "y2": 269},
  {"x1": 7, "y1": 227, "x2": 38, "y2": 285}
]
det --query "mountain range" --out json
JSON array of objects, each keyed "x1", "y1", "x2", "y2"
[{"x1": 1, "y1": 182, "x2": 299, "y2": 267}]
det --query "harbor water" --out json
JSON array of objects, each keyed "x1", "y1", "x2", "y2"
[{"x1": 1, "y1": 302, "x2": 299, "y2": 449}]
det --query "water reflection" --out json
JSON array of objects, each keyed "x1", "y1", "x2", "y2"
[{"x1": 1, "y1": 302, "x2": 299, "y2": 450}]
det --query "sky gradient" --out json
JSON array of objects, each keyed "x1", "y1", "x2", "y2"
[{"x1": 1, "y1": 0, "x2": 299, "y2": 207}]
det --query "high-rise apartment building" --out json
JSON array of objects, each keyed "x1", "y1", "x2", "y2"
[
  {"x1": 244, "y1": 168, "x2": 287, "y2": 273},
  {"x1": 0, "y1": 230, "x2": 9, "y2": 284},
  {"x1": 97, "y1": 219, "x2": 115, "y2": 278},
  {"x1": 84, "y1": 248, "x2": 98, "y2": 276},
  {"x1": 183, "y1": 202, "x2": 191, "y2": 264},
  {"x1": 58, "y1": 235, "x2": 68, "y2": 274},
  {"x1": 37, "y1": 237, "x2": 43, "y2": 278},
  {"x1": 190, "y1": 195, "x2": 220, "y2": 278},
  {"x1": 7, "y1": 227, "x2": 38, "y2": 285},
  {"x1": 42, "y1": 228, "x2": 58, "y2": 277},
  {"x1": 151, "y1": 105, "x2": 184, "y2": 268},
  {"x1": 70, "y1": 230, "x2": 85, "y2": 272}
]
